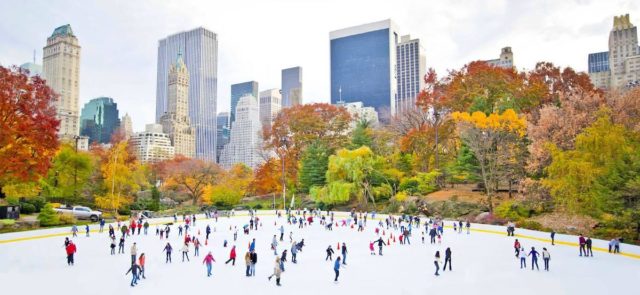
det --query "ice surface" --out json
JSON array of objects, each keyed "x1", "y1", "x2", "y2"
[{"x1": 0, "y1": 211, "x2": 638, "y2": 295}]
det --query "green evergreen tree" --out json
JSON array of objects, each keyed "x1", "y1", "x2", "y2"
[
  {"x1": 298, "y1": 140, "x2": 330, "y2": 193},
  {"x1": 349, "y1": 119, "x2": 373, "y2": 149},
  {"x1": 37, "y1": 203, "x2": 60, "y2": 226}
]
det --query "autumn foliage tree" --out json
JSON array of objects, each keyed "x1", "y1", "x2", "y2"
[
  {"x1": 249, "y1": 158, "x2": 282, "y2": 196},
  {"x1": 0, "y1": 66, "x2": 59, "y2": 195},
  {"x1": 203, "y1": 164, "x2": 253, "y2": 207},
  {"x1": 159, "y1": 156, "x2": 221, "y2": 205}
]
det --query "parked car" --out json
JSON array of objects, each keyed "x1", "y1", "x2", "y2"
[{"x1": 53, "y1": 205, "x2": 102, "y2": 222}]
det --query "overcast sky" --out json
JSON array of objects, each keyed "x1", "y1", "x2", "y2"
[{"x1": 0, "y1": 0, "x2": 637, "y2": 131}]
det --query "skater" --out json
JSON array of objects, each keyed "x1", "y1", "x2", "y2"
[
  {"x1": 272, "y1": 235, "x2": 279, "y2": 255},
  {"x1": 250, "y1": 250, "x2": 258, "y2": 276},
  {"x1": 65, "y1": 240, "x2": 76, "y2": 266},
  {"x1": 550, "y1": 231, "x2": 556, "y2": 246},
  {"x1": 519, "y1": 247, "x2": 527, "y2": 269},
  {"x1": 514, "y1": 239, "x2": 521, "y2": 257},
  {"x1": 542, "y1": 248, "x2": 550, "y2": 271},
  {"x1": 194, "y1": 238, "x2": 201, "y2": 257},
  {"x1": 279, "y1": 225, "x2": 285, "y2": 242},
  {"x1": 341, "y1": 242, "x2": 347, "y2": 264},
  {"x1": 374, "y1": 237, "x2": 386, "y2": 255},
  {"x1": 369, "y1": 241, "x2": 375, "y2": 255},
  {"x1": 203, "y1": 251, "x2": 216, "y2": 277},
  {"x1": 110, "y1": 237, "x2": 116, "y2": 255},
  {"x1": 130, "y1": 242, "x2": 138, "y2": 264},
  {"x1": 334, "y1": 257, "x2": 341, "y2": 282},
  {"x1": 434, "y1": 251, "x2": 441, "y2": 276},
  {"x1": 443, "y1": 247, "x2": 452, "y2": 271},
  {"x1": 466, "y1": 220, "x2": 471, "y2": 234},
  {"x1": 609, "y1": 238, "x2": 617, "y2": 253},
  {"x1": 163, "y1": 242, "x2": 173, "y2": 263},
  {"x1": 125, "y1": 263, "x2": 141, "y2": 287},
  {"x1": 586, "y1": 237, "x2": 593, "y2": 257},
  {"x1": 143, "y1": 221, "x2": 149, "y2": 235},
  {"x1": 138, "y1": 253, "x2": 146, "y2": 279},
  {"x1": 291, "y1": 242, "x2": 298, "y2": 264},
  {"x1": 579, "y1": 235, "x2": 586, "y2": 256},
  {"x1": 118, "y1": 236, "x2": 125, "y2": 254},
  {"x1": 85, "y1": 224, "x2": 90, "y2": 237},
  {"x1": 245, "y1": 251, "x2": 252, "y2": 276},
  {"x1": 250, "y1": 238, "x2": 256, "y2": 252},
  {"x1": 178, "y1": 225, "x2": 183, "y2": 236},
  {"x1": 64, "y1": 237, "x2": 70, "y2": 247},
  {"x1": 225, "y1": 245, "x2": 236, "y2": 265},
  {"x1": 268, "y1": 256, "x2": 282, "y2": 286},
  {"x1": 528, "y1": 247, "x2": 540, "y2": 271},
  {"x1": 71, "y1": 225, "x2": 78, "y2": 237},
  {"x1": 326, "y1": 245, "x2": 335, "y2": 261},
  {"x1": 181, "y1": 242, "x2": 190, "y2": 262},
  {"x1": 206, "y1": 224, "x2": 211, "y2": 240},
  {"x1": 458, "y1": 220, "x2": 463, "y2": 233},
  {"x1": 99, "y1": 218, "x2": 105, "y2": 232}
]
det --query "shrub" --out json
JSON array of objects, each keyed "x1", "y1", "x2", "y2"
[
  {"x1": 399, "y1": 179, "x2": 419, "y2": 194},
  {"x1": 37, "y1": 203, "x2": 60, "y2": 226},
  {"x1": 394, "y1": 191, "x2": 408, "y2": 202},
  {"x1": 20, "y1": 203, "x2": 36, "y2": 214},
  {"x1": 118, "y1": 207, "x2": 131, "y2": 216},
  {"x1": 58, "y1": 213, "x2": 77, "y2": 225},
  {"x1": 518, "y1": 220, "x2": 544, "y2": 231},
  {"x1": 372, "y1": 184, "x2": 393, "y2": 200}
]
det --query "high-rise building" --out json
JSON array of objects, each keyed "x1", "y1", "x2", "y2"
[
  {"x1": 215, "y1": 112, "x2": 230, "y2": 163},
  {"x1": 482, "y1": 47, "x2": 514, "y2": 69},
  {"x1": 220, "y1": 95, "x2": 263, "y2": 169},
  {"x1": 156, "y1": 27, "x2": 218, "y2": 161},
  {"x1": 330, "y1": 19, "x2": 399, "y2": 122},
  {"x1": 588, "y1": 14, "x2": 640, "y2": 89},
  {"x1": 121, "y1": 113, "x2": 133, "y2": 139},
  {"x1": 130, "y1": 124, "x2": 175, "y2": 163},
  {"x1": 336, "y1": 101, "x2": 379, "y2": 130},
  {"x1": 281, "y1": 67, "x2": 303, "y2": 107},
  {"x1": 259, "y1": 88, "x2": 282, "y2": 129},
  {"x1": 160, "y1": 53, "x2": 196, "y2": 158},
  {"x1": 42, "y1": 24, "x2": 81, "y2": 138},
  {"x1": 79, "y1": 97, "x2": 121, "y2": 144},
  {"x1": 230, "y1": 81, "x2": 259, "y2": 124},
  {"x1": 396, "y1": 35, "x2": 426, "y2": 114}
]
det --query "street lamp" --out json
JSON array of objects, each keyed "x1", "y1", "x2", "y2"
[{"x1": 279, "y1": 136, "x2": 288, "y2": 211}]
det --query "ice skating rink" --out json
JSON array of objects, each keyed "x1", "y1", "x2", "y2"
[{"x1": 1, "y1": 211, "x2": 639, "y2": 295}]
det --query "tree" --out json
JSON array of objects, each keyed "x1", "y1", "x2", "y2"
[
  {"x1": 445, "y1": 145, "x2": 481, "y2": 185},
  {"x1": 160, "y1": 156, "x2": 221, "y2": 205},
  {"x1": 349, "y1": 119, "x2": 374, "y2": 149},
  {"x1": 37, "y1": 203, "x2": 60, "y2": 226},
  {"x1": 249, "y1": 158, "x2": 282, "y2": 196},
  {"x1": 298, "y1": 140, "x2": 330, "y2": 193},
  {"x1": 40, "y1": 144, "x2": 94, "y2": 203},
  {"x1": 528, "y1": 62, "x2": 599, "y2": 105},
  {"x1": 0, "y1": 66, "x2": 59, "y2": 194},
  {"x1": 203, "y1": 164, "x2": 253, "y2": 207},
  {"x1": 452, "y1": 109, "x2": 528, "y2": 211}
]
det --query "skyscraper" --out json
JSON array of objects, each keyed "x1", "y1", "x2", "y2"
[
  {"x1": 259, "y1": 88, "x2": 282, "y2": 129},
  {"x1": 42, "y1": 24, "x2": 81, "y2": 138},
  {"x1": 220, "y1": 95, "x2": 263, "y2": 169},
  {"x1": 156, "y1": 27, "x2": 218, "y2": 161},
  {"x1": 80, "y1": 97, "x2": 121, "y2": 144},
  {"x1": 160, "y1": 53, "x2": 196, "y2": 158},
  {"x1": 121, "y1": 113, "x2": 133, "y2": 139},
  {"x1": 130, "y1": 124, "x2": 175, "y2": 163},
  {"x1": 215, "y1": 112, "x2": 230, "y2": 163},
  {"x1": 588, "y1": 14, "x2": 640, "y2": 89},
  {"x1": 281, "y1": 67, "x2": 303, "y2": 107},
  {"x1": 482, "y1": 47, "x2": 514, "y2": 69},
  {"x1": 396, "y1": 35, "x2": 426, "y2": 114},
  {"x1": 330, "y1": 19, "x2": 399, "y2": 122},
  {"x1": 230, "y1": 81, "x2": 259, "y2": 124}
]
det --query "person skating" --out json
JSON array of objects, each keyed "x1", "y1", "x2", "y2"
[
  {"x1": 374, "y1": 237, "x2": 386, "y2": 255},
  {"x1": 326, "y1": 245, "x2": 335, "y2": 261},
  {"x1": 550, "y1": 231, "x2": 556, "y2": 246},
  {"x1": 250, "y1": 250, "x2": 258, "y2": 276},
  {"x1": 291, "y1": 242, "x2": 298, "y2": 263},
  {"x1": 99, "y1": 218, "x2": 105, "y2": 232},
  {"x1": 272, "y1": 235, "x2": 279, "y2": 255},
  {"x1": 118, "y1": 236, "x2": 125, "y2": 254},
  {"x1": 369, "y1": 241, "x2": 375, "y2": 255},
  {"x1": 64, "y1": 237, "x2": 70, "y2": 247},
  {"x1": 181, "y1": 242, "x2": 190, "y2": 262},
  {"x1": 143, "y1": 221, "x2": 149, "y2": 235},
  {"x1": 71, "y1": 225, "x2": 78, "y2": 237},
  {"x1": 586, "y1": 237, "x2": 593, "y2": 257},
  {"x1": 279, "y1": 225, "x2": 285, "y2": 242},
  {"x1": 138, "y1": 253, "x2": 146, "y2": 279},
  {"x1": 163, "y1": 242, "x2": 173, "y2": 263},
  {"x1": 110, "y1": 237, "x2": 116, "y2": 255},
  {"x1": 579, "y1": 234, "x2": 586, "y2": 256},
  {"x1": 519, "y1": 247, "x2": 527, "y2": 269},
  {"x1": 334, "y1": 257, "x2": 341, "y2": 282},
  {"x1": 268, "y1": 256, "x2": 282, "y2": 286},
  {"x1": 225, "y1": 245, "x2": 237, "y2": 265},
  {"x1": 434, "y1": 251, "x2": 441, "y2": 276},
  {"x1": 250, "y1": 238, "x2": 256, "y2": 252},
  {"x1": 341, "y1": 242, "x2": 347, "y2": 264},
  {"x1": 130, "y1": 242, "x2": 138, "y2": 264},
  {"x1": 443, "y1": 247, "x2": 452, "y2": 271},
  {"x1": 466, "y1": 221, "x2": 471, "y2": 234},
  {"x1": 125, "y1": 263, "x2": 141, "y2": 287},
  {"x1": 245, "y1": 251, "x2": 251, "y2": 276},
  {"x1": 85, "y1": 224, "x2": 90, "y2": 237},
  {"x1": 65, "y1": 240, "x2": 76, "y2": 266},
  {"x1": 528, "y1": 247, "x2": 540, "y2": 271},
  {"x1": 203, "y1": 251, "x2": 216, "y2": 277},
  {"x1": 206, "y1": 224, "x2": 211, "y2": 240},
  {"x1": 542, "y1": 248, "x2": 550, "y2": 271},
  {"x1": 514, "y1": 239, "x2": 521, "y2": 258},
  {"x1": 194, "y1": 238, "x2": 201, "y2": 257}
]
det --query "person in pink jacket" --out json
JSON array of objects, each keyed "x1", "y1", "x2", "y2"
[{"x1": 203, "y1": 251, "x2": 216, "y2": 277}]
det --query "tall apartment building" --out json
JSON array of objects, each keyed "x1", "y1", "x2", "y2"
[
  {"x1": 281, "y1": 67, "x2": 303, "y2": 107},
  {"x1": 259, "y1": 88, "x2": 282, "y2": 129},
  {"x1": 220, "y1": 95, "x2": 263, "y2": 169},
  {"x1": 230, "y1": 81, "x2": 259, "y2": 124},
  {"x1": 79, "y1": 97, "x2": 120, "y2": 144},
  {"x1": 483, "y1": 47, "x2": 514, "y2": 69},
  {"x1": 42, "y1": 24, "x2": 81, "y2": 138},
  {"x1": 336, "y1": 101, "x2": 379, "y2": 130},
  {"x1": 156, "y1": 27, "x2": 218, "y2": 161},
  {"x1": 215, "y1": 112, "x2": 230, "y2": 163},
  {"x1": 588, "y1": 14, "x2": 640, "y2": 89},
  {"x1": 160, "y1": 53, "x2": 196, "y2": 158},
  {"x1": 396, "y1": 35, "x2": 426, "y2": 113},
  {"x1": 121, "y1": 113, "x2": 133, "y2": 139},
  {"x1": 130, "y1": 124, "x2": 175, "y2": 163}
]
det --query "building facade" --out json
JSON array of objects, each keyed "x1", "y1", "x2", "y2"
[
  {"x1": 79, "y1": 97, "x2": 121, "y2": 144},
  {"x1": 42, "y1": 24, "x2": 81, "y2": 138},
  {"x1": 396, "y1": 35, "x2": 426, "y2": 114},
  {"x1": 220, "y1": 95, "x2": 263, "y2": 169},
  {"x1": 281, "y1": 67, "x2": 303, "y2": 107},
  {"x1": 336, "y1": 101, "x2": 379, "y2": 130},
  {"x1": 130, "y1": 124, "x2": 175, "y2": 163},
  {"x1": 483, "y1": 47, "x2": 514, "y2": 69},
  {"x1": 160, "y1": 53, "x2": 196, "y2": 158},
  {"x1": 121, "y1": 113, "x2": 133, "y2": 139},
  {"x1": 259, "y1": 88, "x2": 282, "y2": 129},
  {"x1": 230, "y1": 81, "x2": 259, "y2": 124},
  {"x1": 215, "y1": 112, "x2": 230, "y2": 163},
  {"x1": 156, "y1": 27, "x2": 218, "y2": 161},
  {"x1": 588, "y1": 14, "x2": 640, "y2": 90},
  {"x1": 19, "y1": 62, "x2": 42, "y2": 77},
  {"x1": 330, "y1": 19, "x2": 399, "y2": 122}
]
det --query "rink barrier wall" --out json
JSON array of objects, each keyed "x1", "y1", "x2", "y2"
[{"x1": 1, "y1": 211, "x2": 639, "y2": 260}]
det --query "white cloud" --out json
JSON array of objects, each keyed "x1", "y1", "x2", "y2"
[{"x1": 0, "y1": 0, "x2": 637, "y2": 131}]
